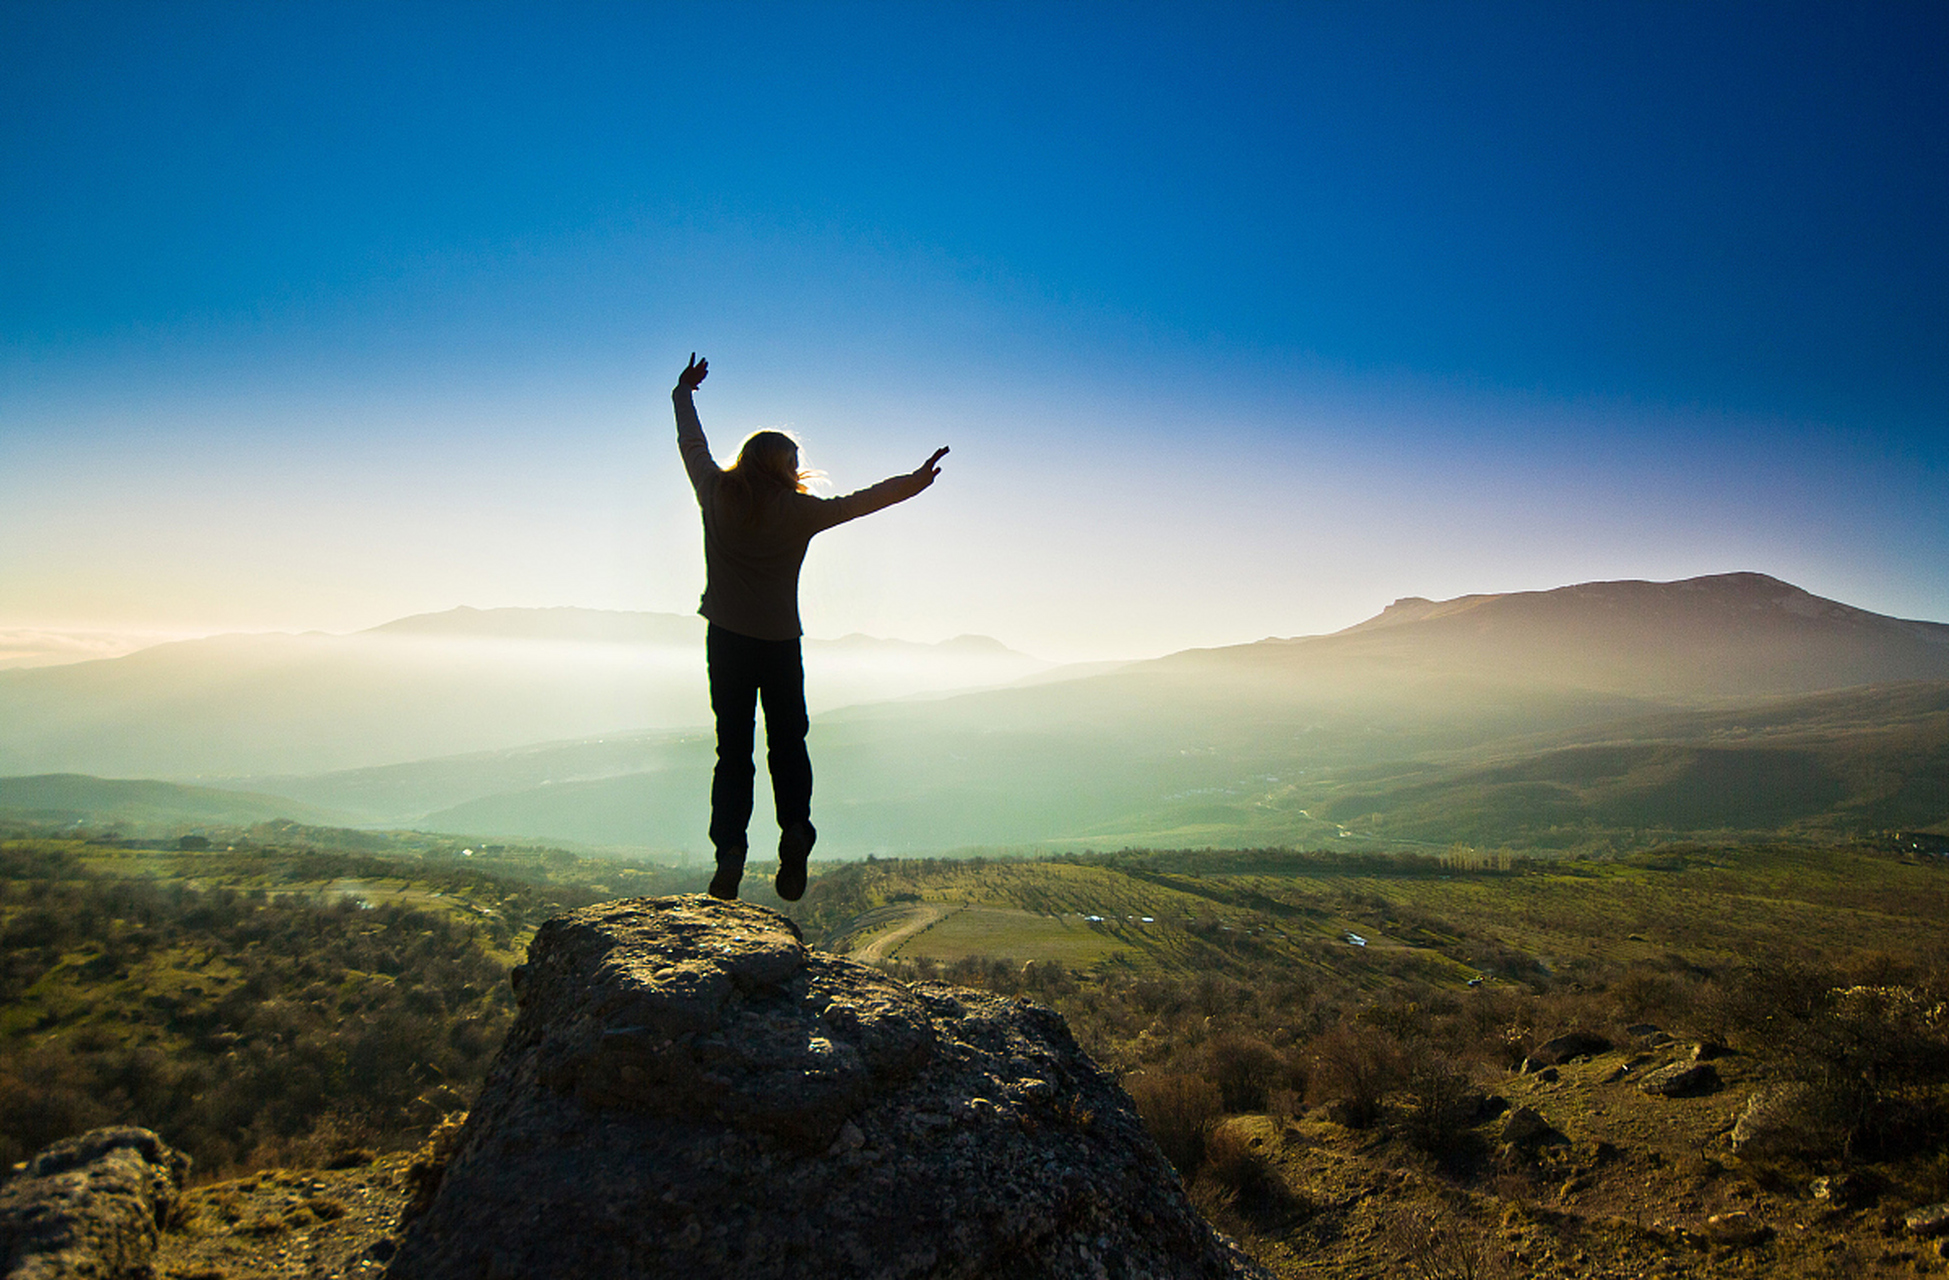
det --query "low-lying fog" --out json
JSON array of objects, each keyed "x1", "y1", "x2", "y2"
[{"x1": 0, "y1": 617, "x2": 1066, "y2": 779}]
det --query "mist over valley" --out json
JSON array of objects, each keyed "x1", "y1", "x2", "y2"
[
  {"x1": 7, "y1": 573, "x2": 1945, "y2": 856},
  {"x1": 0, "y1": 606, "x2": 1056, "y2": 779}
]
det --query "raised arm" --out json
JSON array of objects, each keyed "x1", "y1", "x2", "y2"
[
  {"x1": 817, "y1": 445, "x2": 950, "y2": 528},
  {"x1": 672, "y1": 353, "x2": 719, "y2": 497}
]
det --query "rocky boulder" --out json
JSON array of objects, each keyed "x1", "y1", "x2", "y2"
[
  {"x1": 1810, "y1": 1172, "x2": 1875, "y2": 1207},
  {"x1": 1499, "y1": 1106, "x2": 1565, "y2": 1149},
  {"x1": 1907, "y1": 1204, "x2": 1949, "y2": 1238},
  {"x1": 1704, "y1": 1211, "x2": 1773, "y2": 1247},
  {"x1": 0, "y1": 1126, "x2": 189, "y2": 1280},
  {"x1": 1522, "y1": 1031, "x2": 1610, "y2": 1070},
  {"x1": 386, "y1": 896, "x2": 1271, "y2": 1280},
  {"x1": 1729, "y1": 1082, "x2": 1840, "y2": 1159},
  {"x1": 1637, "y1": 1062, "x2": 1720, "y2": 1097}
]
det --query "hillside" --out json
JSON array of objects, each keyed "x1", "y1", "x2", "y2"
[
  {"x1": 0, "y1": 834, "x2": 697, "y2": 1173},
  {"x1": 13, "y1": 837, "x2": 1949, "y2": 1279},
  {"x1": 1308, "y1": 682, "x2": 1949, "y2": 845},
  {"x1": 792, "y1": 846, "x2": 1949, "y2": 1279},
  {"x1": 0, "y1": 773, "x2": 354, "y2": 830}
]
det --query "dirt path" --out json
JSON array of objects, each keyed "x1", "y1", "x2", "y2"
[{"x1": 850, "y1": 902, "x2": 956, "y2": 961}]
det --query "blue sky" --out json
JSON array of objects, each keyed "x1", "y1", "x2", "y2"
[{"x1": 3, "y1": 1, "x2": 1945, "y2": 661}]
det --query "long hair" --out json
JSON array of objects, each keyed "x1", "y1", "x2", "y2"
[{"x1": 718, "y1": 430, "x2": 818, "y2": 520}]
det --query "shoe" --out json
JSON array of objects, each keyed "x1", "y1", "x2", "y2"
[
  {"x1": 708, "y1": 846, "x2": 746, "y2": 901},
  {"x1": 775, "y1": 821, "x2": 815, "y2": 902}
]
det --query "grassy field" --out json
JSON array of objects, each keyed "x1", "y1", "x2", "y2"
[
  {"x1": 857, "y1": 902, "x2": 1137, "y2": 965},
  {"x1": 804, "y1": 843, "x2": 1949, "y2": 990}
]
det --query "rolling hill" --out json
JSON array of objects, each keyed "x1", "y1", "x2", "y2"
[{"x1": 0, "y1": 774, "x2": 352, "y2": 830}]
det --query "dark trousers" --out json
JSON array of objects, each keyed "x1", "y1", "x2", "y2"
[{"x1": 706, "y1": 624, "x2": 811, "y2": 852}]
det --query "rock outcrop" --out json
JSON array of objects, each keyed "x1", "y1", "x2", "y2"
[
  {"x1": 0, "y1": 1126, "x2": 189, "y2": 1280},
  {"x1": 1636, "y1": 1062, "x2": 1720, "y2": 1097},
  {"x1": 386, "y1": 896, "x2": 1270, "y2": 1280},
  {"x1": 1522, "y1": 1031, "x2": 1609, "y2": 1070},
  {"x1": 1499, "y1": 1105, "x2": 1564, "y2": 1149},
  {"x1": 1907, "y1": 1204, "x2": 1949, "y2": 1238},
  {"x1": 1729, "y1": 1082, "x2": 1837, "y2": 1158}
]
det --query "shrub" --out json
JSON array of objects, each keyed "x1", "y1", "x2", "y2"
[
  {"x1": 1197, "y1": 1121, "x2": 1303, "y2": 1232},
  {"x1": 1400, "y1": 1057, "x2": 1484, "y2": 1165},
  {"x1": 1386, "y1": 1206, "x2": 1507, "y2": 1280},
  {"x1": 1608, "y1": 970, "x2": 1682, "y2": 1022},
  {"x1": 1265, "y1": 1087, "x2": 1305, "y2": 1124},
  {"x1": 1358, "y1": 997, "x2": 1435, "y2": 1042},
  {"x1": 1307, "y1": 1024, "x2": 1404, "y2": 1128},
  {"x1": 1794, "y1": 982, "x2": 1949, "y2": 1156},
  {"x1": 1126, "y1": 1071, "x2": 1222, "y2": 1176},
  {"x1": 0, "y1": 870, "x2": 516, "y2": 1175},
  {"x1": 1710, "y1": 962, "x2": 1949, "y2": 1158},
  {"x1": 1205, "y1": 1034, "x2": 1286, "y2": 1113}
]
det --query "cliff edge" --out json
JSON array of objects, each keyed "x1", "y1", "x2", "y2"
[{"x1": 386, "y1": 895, "x2": 1269, "y2": 1280}]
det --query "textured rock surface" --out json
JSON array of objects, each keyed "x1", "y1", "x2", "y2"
[
  {"x1": 1704, "y1": 1211, "x2": 1773, "y2": 1246},
  {"x1": 1636, "y1": 1062, "x2": 1720, "y2": 1097},
  {"x1": 1907, "y1": 1203, "x2": 1949, "y2": 1238},
  {"x1": 0, "y1": 1127, "x2": 189, "y2": 1280},
  {"x1": 386, "y1": 896, "x2": 1270, "y2": 1280},
  {"x1": 1729, "y1": 1082, "x2": 1837, "y2": 1157},
  {"x1": 1522, "y1": 1031, "x2": 1610, "y2": 1070},
  {"x1": 1499, "y1": 1105, "x2": 1563, "y2": 1148}
]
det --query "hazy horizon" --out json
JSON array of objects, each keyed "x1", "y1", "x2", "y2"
[
  {"x1": 6, "y1": 4, "x2": 1945, "y2": 666},
  {"x1": 9, "y1": 567, "x2": 1949, "y2": 676},
  {"x1": 0, "y1": 605, "x2": 1104, "y2": 673}
]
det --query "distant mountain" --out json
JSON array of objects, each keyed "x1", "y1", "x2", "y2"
[
  {"x1": 336, "y1": 574, "x2": 1949, "y2": 853},
  {"x1": 0, "y1": 774, "x2": 350, "y2": 830},
  {"x1": 365, "y1": 606, "x2": 706, "y2": 644},
  {"x1": 0, "y1": 608, "x2": 1049, "y2": 779},
  {"x1": 365, "y1": 607, "x2": 1030, "y2": 658},
  {"x1": 250, "y1": 730, "x2": 712, "y2": 826},
  {"x1": 12, "y1": 576, "x2": 1945, "y2": 853},
  {"x1": 1247, "y1": 572, "x2": 1949, "y2": 697}
]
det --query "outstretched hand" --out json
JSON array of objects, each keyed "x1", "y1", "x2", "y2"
[
  {"x1": 914, "y1": 445, "x2": 949, "y2": 488},
  {"x1": 675, "y1": 353, "x2": 709, "y2": 393}
]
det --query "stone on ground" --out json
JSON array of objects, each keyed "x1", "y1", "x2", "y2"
[
  {"x1": 386, "y1": 895, "x2": 1270, "y2": 1280},
  {"x1": 0, "y1": 1126, "x2": 189, "y2": 1280}
]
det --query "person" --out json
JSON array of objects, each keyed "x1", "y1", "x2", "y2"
[{"x1": 672, "y1": 353, "x2": 948, "y2": 901}]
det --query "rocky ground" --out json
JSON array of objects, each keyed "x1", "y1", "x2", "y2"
[
  {"x1": 153, "y1": 1152, "x2": 414, "y2": 1280},
  {"x1": 1215, "y1": 1037, "x2": 1949, "y2": 1279},
  {"x1": 383, "y1": 895, "x2": 1269, "y2": 1279},
  {"x1": 35, "y1": 1038, "x2": 1949, "y2": 1280}
]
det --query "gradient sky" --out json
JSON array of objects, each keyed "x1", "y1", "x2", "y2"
[{"x1": 4, "y1": 0, "x2": 1945, "y2": 663}]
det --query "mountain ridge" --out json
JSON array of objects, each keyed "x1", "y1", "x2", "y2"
[
  {"x1": 1330, "y1": 572, "x2": 1949, "y2": 644},
  {"x1": 0, "y1": 773, "x2": 353, "y2": 829},
  {"x1": 1168, "y1": 572, "x2": 1949, "y2": 699}
]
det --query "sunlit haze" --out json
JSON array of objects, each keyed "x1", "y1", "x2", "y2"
[{"x1": 5, "y1": 2, "x2": 1945, "y2": 668}]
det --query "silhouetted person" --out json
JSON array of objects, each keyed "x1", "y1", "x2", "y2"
[{"x1": 673, "y1": 354, "x2": 948, "y2": 901}]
